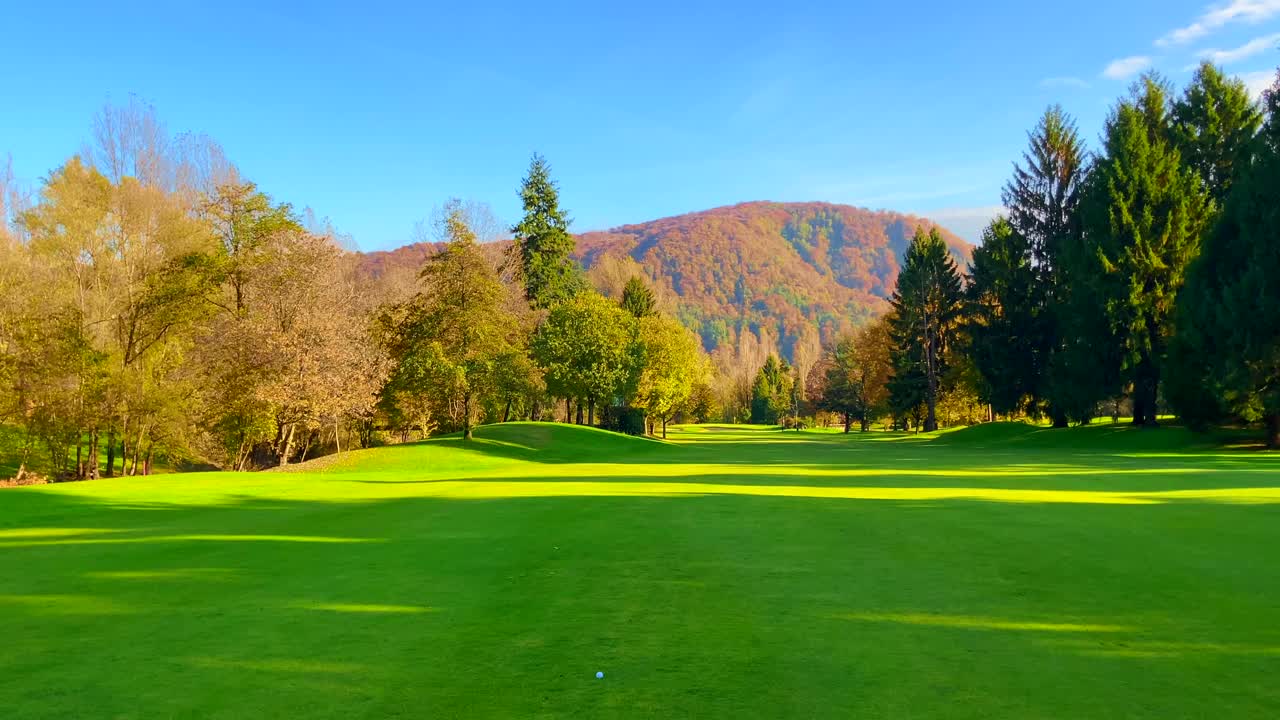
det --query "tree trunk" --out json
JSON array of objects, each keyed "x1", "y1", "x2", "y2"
[
  {"x1": 234, "y1": 432, "x2": 248, "y2": 471},
  {"x1": 1133, "y1": 362, "x2": 1159, "y2": 427},
  {"x1": 588, "y1": 397, "x2": 595, "y2": 426},
  {"x1": 860, "y1": 417, "x2": 870, "y2": 433},
  {"x1": 1266, "y1": 413, "x2": 1280, "y2": 449},
  {"x1": 143, "y1": 446, "x2": 153, "y2": 476},
  {"x1": 299, "y1": 430, "x2": 315, "y2": 462},
  {"x1": 503, "y1": 399, "x2": 512, "y2": 423},
  {"x1": 105, "y1": 429, "x2": 116, "y2": 478},
  {"x1": 843, "y1": 414, "x2": 851, "y2": 433},
  {"x1": 279, "y1": 423, "x2": 296, "y2": 466},
  {"x1": 335, "y1": 422, "x2": 342, "y2": 453},
  {"x1": 76, "y1": 442, "x2": 83, "y2": 480},
  {"x1": 565, "y1": 397, "x2": 572, "y2": 423},
  {"x1": 662, "y1": 417, "x2": 667, "y2": 439},
  {"x1": 88, "y1": 428, "x2": 99, "y2": 480},
  {"x1": 575, "y1": 400, "x2": 583, "y2": 425},
  {"x1": 463, "y1": 392, "x2": 473, "y2": 441}
]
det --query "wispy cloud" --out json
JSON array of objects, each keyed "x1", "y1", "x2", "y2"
[
  {"x1": 1040, "y1": 76, "x2": 1091, "y2": 89},
  {"x1": 1197, "y1": 32, "x2": 1280, "y2": 64},
  {"x1": 1157, "y1": 0, "x2": 1280, "y2": 47},
  {"x1": 1102, "y1": 56, "x2": 1153, "y2": 80},
  {"x1": 1237, "y1": 68, "x2": 1277, "y2": 97}
]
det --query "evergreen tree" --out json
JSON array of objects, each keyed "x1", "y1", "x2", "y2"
[
  {"x1": 1001, "y1": 106, "x2": 1087, "y2": 425},
  {"x1": 750, "y1": 355, "x2": 793, "y2": 425},
  {"x1": 1078, "y1": 74, "x2": 1211, "y2": 427},
  {"x1": 965, "y1": 217, "x2": 1041, "y2": 415},
  {"x1": 1171, "y1": 62, "x2": 1263, "y2": 207},
  {"x1": 620, "y1": 275, "x2": 658, "y2": 318},
  {"x1": 888, "y1": 227, "x2": 963, "y2": 432},
  {"x1": 512, "y1": 154, "x2": 583, "y2": 309},
  {"x1": 1172, "y1": 71, "x2": 1280, "y2": 446}
]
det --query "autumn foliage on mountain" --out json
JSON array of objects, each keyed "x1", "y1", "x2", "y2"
[{"x1": 359, "y1": 201, "x2": 972, "y2": 360}]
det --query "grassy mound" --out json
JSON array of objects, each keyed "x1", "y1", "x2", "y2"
[{"x1": 928, "y1": 420, "x2": 1213, "y2": 453}]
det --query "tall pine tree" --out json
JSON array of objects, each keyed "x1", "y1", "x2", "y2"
[
  {"x1": 1001, "y1": 106, "x2": 1087, "y2": 425},
  {"x1": 889, "y1": 227, "x2": 963, "y2": 432},
  {"x1": 1078, "y1": 74, "x2": 1211, "y2": 427},
  {"x1": 512, "y1": 154, "x2": 583, "y2": 309}
]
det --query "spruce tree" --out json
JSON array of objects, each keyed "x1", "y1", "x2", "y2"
[
  {"x1": 1173, "y1": 71, "x2": 1280, "y2": 445},
  {"x1": 512, "y1": 154, "x2": 583, "y2": 309},
  {"x1": 621, "y1": 275, "x2": 657, "y2": 318},
  {"x1": 965, "y1": 217, "x2": 1041, "y2": 415},
  {"x1": 1001, "y1": 106, "x2": 1087, "y2": 425},
  {"x1": 1171, "y1": 62, "x2": 1263, "y2": 207},
  {"x1": 1078, "y1": 74, "x2": 1211, "y2": 427},
  {"x1": 888, "y1": 227, "x2": 963, "y2": 431}
]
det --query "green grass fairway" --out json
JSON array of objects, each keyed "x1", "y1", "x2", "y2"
[{"x1": 3, "y1": 423, "x2": 1279, "y2": 718}]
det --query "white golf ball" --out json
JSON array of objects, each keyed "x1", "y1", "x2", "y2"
[{"x1": 596, "y1": 671, "x2": 604, "y2": 679}]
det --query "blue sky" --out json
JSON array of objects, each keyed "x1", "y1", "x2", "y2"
[{"x1": 3, "y1": 0, "x2": 1278, "y2": 248}]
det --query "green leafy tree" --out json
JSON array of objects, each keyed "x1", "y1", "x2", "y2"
[
  {"x1": 1171, "y1": 62, "x2": 1263, "y2": 207},
  {"x1": 512, "y1": 154, "x2": 583, "y2": 309},
  {"x1": 385, "y1": 201, "x2": 517, "y2": 441},
  {"x1": 202, "y1": 181, "x2": 301, "y2": 313},
  {"x1": 888, "y1": 227, "x2": 964, "y2": 431},
  {"x1": 1078, "y1": 74, "x2": 1211, "y2": 426},
  {"x1": 531, "y1": 291, "x2": 634, "y2": 425},
  {"x1": 621, "y1": 275, "x2": 658, "y2": 318},
  {"x1": 965, "y1": 217, "x2": 1041, "y2": 415},
  {"x1": 634, "y1": 315, "x2": 704, "y2": 437},
  {"x1": 818, "y1": 317, "x2": 893, "y2": 432},
  {"x1": 1001, "y1": 106, "x2": 1087, "y2": 425}
]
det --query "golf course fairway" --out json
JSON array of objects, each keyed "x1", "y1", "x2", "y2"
[{"x1": 2, "y1": 423, "x2": 1278, "y2": 718}]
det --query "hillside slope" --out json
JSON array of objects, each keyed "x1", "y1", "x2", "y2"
[
  {"x1": 577, "y1": 202, "x2": 970, "y2": 354},
  {"x1": 358, "y1": 201, "x2": 973, "y2": 358}
]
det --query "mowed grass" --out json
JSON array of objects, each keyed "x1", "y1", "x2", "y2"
[{"x1": 2, "y1": 423, "x2": 1279, "y2": 719}]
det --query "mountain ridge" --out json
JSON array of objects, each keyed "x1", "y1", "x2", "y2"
[{"x1": 357, "y1": 201, "x2": 973, "y2": 358}]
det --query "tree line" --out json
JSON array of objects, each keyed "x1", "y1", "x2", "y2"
[
  {"x1": 0, "y1": 104, "x2": 710, "y2": 480},
  {"x1": 813, "y1": 63, "x2": 1280, "y2": 447}
]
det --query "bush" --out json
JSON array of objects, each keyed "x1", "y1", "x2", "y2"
[{"x1": 599, "y1": 405, "x2": 647, "y2": 436}]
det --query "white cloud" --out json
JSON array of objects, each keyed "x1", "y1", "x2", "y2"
[
  {"x1": 1102, "y1": 56, "x2": 1153, "y2": 80},
  {"x1": 920, "y1": 206, "x2": 1008, "y2": 244},
  {"x1": 1238, "y1": 69, "x2": 1277, "y2": 97},
  {"x1": 1157, "y1": 0, "x2": 1280, "y2": 47},
  {"x1": 1197, "y1": 32, "x2": 1280, "y2": 63},
  {"x1": 1040, "y1": 76, "x2": 1091, "y2": 89}
]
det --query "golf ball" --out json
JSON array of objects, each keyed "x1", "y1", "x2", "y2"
[{"x1": 596, "y1": 671, "x2": 604, "y2": 679}]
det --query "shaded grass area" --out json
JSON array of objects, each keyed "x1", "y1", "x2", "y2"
[{"x1": 1, "y1": 423, "x2": 1278, "y2": 718}]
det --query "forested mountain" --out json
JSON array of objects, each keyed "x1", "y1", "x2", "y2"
[{"x1": 359, "y1": 201, "x2": 972, "y2": 359}]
